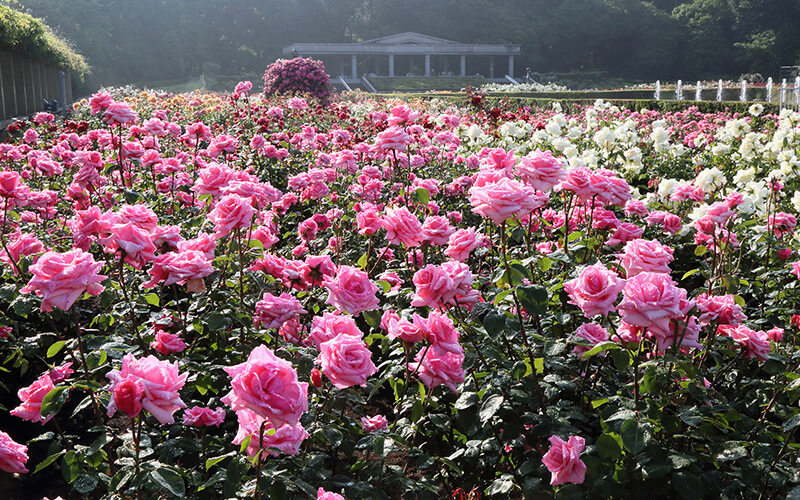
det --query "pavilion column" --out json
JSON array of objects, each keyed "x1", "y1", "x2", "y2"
[
  {"x1": 351, "y1": 54, "x2": 357, "y2": 80},
  {"x1": 489, "y1": 57, "x2": 495, "y2": 79},
  {"x1": 425, "y1": 54, "x2": 431, "y2": 77},
  {"x1": 389, "y1": 54, "x2": 394, "y2": 77},
  {"x1": 508, "y1": 55, "x2": 514, "y2": 78},
  {"x1": 460, "y1": 55, "x2": 466, "y2": 77}
]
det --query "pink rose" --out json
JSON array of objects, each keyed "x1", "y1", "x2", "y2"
[
  {"x1": 563, "y1": 262, "x2": 625, "y2": 318},
  {"x1": 695, "y1": 293, "x2": 746, "y2": 326},
  {"x1": 617, "y1": 238, "x2": 674, "y2": 277},
  {"x1": 143, "y1": 250, "x2": 214, "y2": 291},
  {"x1": 717, "y1": 325, "x2": 771, "y2": 361},
  {"x1": 422, "y1": 216, "x2": 454, "y2": 246},
  {"x1": 324, "y1": 265, "x2": 380, "y2": 315},
  {"x1": 444, "y1": 227, "x2": 485, "y2": 262},
  {"x1": 150, "y1": 331, "x2": 188, "y2": 355},
  {"x1": 410, "y1": 265, "x2": 454, "y2": 308},
  {"x1": 253, "y1": 292, "x2": 307, "y2": 329},
  {"x1": 20, "y1": 249, "x2": 107, "y2": 312},
  {"x1": 309, "y1": 312, "x2": 363, "y2": 349},
  {"x1": 381, "y1": 206, "x2": 424, "y2": 247},
  {"x1": 516, "y1": 150, "x2": 566, "y2": 191},
  {"x1": 48, "y1": 362, "x2": 74, "y2": 384},
  {"x1": 542, "y1": 435, "x2": 586, "y2": 485},
  {"x1": 106, "y1": 354, "x2": 187, "y2": 424},
  {"x1": 10, "y1": 372, "x2": 56, "y2": 424},
  {"x1": 111, "y1": 378, "x2": 144, "y2": 418},
  {"x1": 606, "y1": 222, "x2": 644, "y2": 247},
  {"x1": 617, "y1": 272, "x2": 692, "y2": 337},
  {"x1": 317, "y1": 487, "x2": 346, "y2": 500},
  {"x1": 469, "y1": 177, "x2": 540, "y2": 225},
  {"x1": 410, "y1": 345, "x2": 465, "y2": 393},
  {"x1": 235, "y1": 80, "x2": 253, "y2": 94},
  {"x1": 222, "y1": 345, "x2": 308, "y2": 428},
  {"x1": 416, "y1": 311, "x2": 462, "y2": 353},
  {"x1": 0, "y1": 430, "x2": 28, "y2": 474},
  {"x1": 375, "y1": 126, "x2": 410, "y2": 151},
  {"x1": 767, "y1": 327, "x2": 784, "y2": 342},
  {"x1": 356, "y1": 205, "x2": 382, "y2": 236},
  {"x1": 101, "y1": 222, "x2": 157, "y2": 269},
  {"x1": 572, "y1": 323, "x2": 611, "y2": 357},
  {"x1": 318, "y1": 334, "x2": 378, "y2": 389},
  {"x1": 360, "y1": 415, "x2": 389, "y2": 433},
  {"x1": 233, "y1": 408, "x2": 309, "y2": 457},
  {"x1": 102, "y1": 102, "x2": 137, "y2": 126},
  {"x1": 183, "y1": 406, "x2": 226, "y2": 427},
  {"x1": 208, "y1": 194, "x2": 256, "y2": 239},
  {"x1": 193, "y1": 163, "x2": 237, "y2": 198}
]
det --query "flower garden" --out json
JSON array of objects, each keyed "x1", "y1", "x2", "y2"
[{"x1": 1, "y1": 69, "x2": 800, "y2": 499}]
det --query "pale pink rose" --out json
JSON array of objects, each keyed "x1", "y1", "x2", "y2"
[
  {"x1": 356, "y1": 205, "x2": 382, "y2": 236},
  {"x1": 101, "y1": 222, "x2": 157, "y2": 269},
  {"x1": 324, "y1": 265, "x2": 380, "y2": 315},
  {"x1": 234, "y1": 80, "x2": 253, "y2": 94},
  {"x1": 416, "y1": 311, "x2": 462, "y2": 353},
  {"x1": 106, "y1": 354, "x2": 187, "y2": 424},
  {"x1": 646, "y1": 210, "x2": 682, "y2": 235},
  {"x1": 209, "y1": 134, "x2": 239, "y2": 156},
  {"x1": 0, "y1": 430, "x2": 29, "y2": 474},
  {"x1": 0, "y1": 170, "x2": 23, "y2": 198},
  {"x1": 444, "y1": 227, "x2": 485, "y2": 262},
  {"x1": 111, "y1": 377, "x2": 144, "y2": 418},
  {"x1": 559, "y1": 167, "x2": 594, "y2": 201},
  {"x1": 222, "y1": 345, "x2": 308, "y2": 428},
  {"x1": 440, "y1": 260, "x2": 480, "y2": 308},
  {"x1": 10, "y1": 372, "x2": 56, "y2": 424},
  {"x1": 182, "y1": 406, "x2": 226, "y2": 427},
  {"x1": 151, "y1": 224, "x2": 184, "y2": 251},
  {"x1": 706, "y1": 201, "x2": 736, "y2": 226},
  {"x1": 617, "y1": 272, "x2": 692, "y2": 337},
  {"x1": 624, "y1": 199, "x2": 650, "y2": 218},
  {"x1": 233, "y1": 409, "x2": 309, "y2": 457},
  {"x1": 572, "y1": 323, "x2": 611, "y2": 357},
  {"x1": 0, "y1": 232, "x2": 44, "y2": 274},
  {"x1": 302, "y1": 254, "x2": 336, "y2": 287},
  {"x1": 469, "y1": 177, "x2": 539, "y2": 224},
  {"x1": 150, "y1": 331, "x2": 188, "y2": 355},
  {"x1": 143, "y1": 250, "x2": 214, "y2": 291},
  {"x1": 769, "y1": 212, "x2": 797, "y2": 239},
  {"x1": 208, "y1": 194, "x2": 256, "y2": 238},
  {"x1": 20, "y1": 249, "x2": 106, "y2": 312},
  {"x1": 382, "y1": 206, "x2": 424, "y2": 247},
  {"x1": 422, "y1": 216, "x2": 454, "y2": 246},
  {"x1": 318, "y1": 334, "x2": 377, "y2": 389},
  {"x1": 657, "y1": 316, "x2": 704, "y2": 353},
  {"x1": 177, "y1": 232, "x2": 217, "y2": 259},
  {"x1": 617, "y1": 238, "x2": 674, "y2": 277},
  {"x1": 410, "y1": 345, "x2": 465, "y2": 393},
  {"x1": 386, "y1": 315, "x2": 426, "y2": 343},
  {"x1": 375, "y1": 126, "x2": 410, "y2": 151},
  {"x1": 360, "y1": 415, "x2": 389, "y2": 433},
  {"x1": 253, "y1": 292, "x2": 307, "y2": 329},
  {"x1": 410, "y1": 265, "x2": 454, "y2": 308},
  {"x1": 102, "y1": 102, "x2": 137, "y2": 126},
  {"x1": 48, "y1": 362, "x2": 74, "y2": 384},
  {"x1": 718, "y1": 325, "x2": 771, "y2": 361},
  {"x1": 193, "y1": 163, "x2": 237, "y2": 198},
  {"x1": 309, "y1": 313, "x2": 363, "y2": 349},
  {"x1": 516, "y1": 150, "x2": 566, "y2": 191},
  {"x1": 606, "y1": 222, "x2": 644, "y2": 247},
  {"x1": 542, "y1": 435, "x2": 586, "y2": 485},
  {"x1": 89, "y1": 92, "x2": 113, "y2": 113},
  {"x1": 695, "y1": 293, "x2": 746, "y2": 326},
  {"x1": 317, "y1": 487, "x2": 345, "y2": 500},
  {"x1": 118, "y1": 204, "x2": 159, "y2": 232},
  {"x1": 563, "y1": 262, "x2": 625, "y2": 318},
  {"x1": 591, "y1": 169, "x2": 631, "y2": 206}
]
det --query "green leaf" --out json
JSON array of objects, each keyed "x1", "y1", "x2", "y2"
[
  {"x1": 414, "y1": 187, "x2": 430, "y2": 205},
  {"x1": 517, "y1": 284, "x2": 548, "y2": 316},
  {"x1": 611, "y1": 349, "x2": 631, "y2": 370},
  {"x1": 111, "y1": 466, "x2": 135, "y2": 492},
  {"x1": 596, "y1": 434, "x2": 622, "y2": 461},
  {"x1": 454, "y1": 391, "x2": 478, "y2": 410},
  {"x1": 33, "y1": 450, "x2": 66, "y2": 475},
  {"x1": 538, "y1": 257, "x2": 552, "y2": 272},
  {"x1": 150, "y1": 468, "x2": 185, "y2": 497},
  {"x1": 41, "y1": 386, "x2": 70, "y2": 418},
  {"x1": 580, "y1": 341, "x2": 620, "y2": 359},
  {"x1": 206, "y1": 453, "x2": 232, "y2": 470},
  {"x1": 47, "y1": 340, "x2": 67, "y2": 358},
  {"x1": 356, "y1": 252, "x2": 368, "y2": 269},
  {"x1": 784, "y1": 414, "x2": 800, "y2": 432},
  {"x1": 620, "y1": 419, "x2": 645, "y2": 454},
  {"x1": 682, "y1": 268, "x2": 701, "y2": 280},
  {"x1": 483, "y1": 311, "x2": 506, "y2": 336},
  {"x1": 716, "y1": 441, "x2": 748, "y2": 462},
  {"x1": 487, "y1": 473, "x2": 515, "y2": 496},
  {"x1": 479, "y1": 394, "x2": 504, "y2": 424},
  {"x1": 568, "y1": 231, "x2": 583, "y2": 242},
  {"x1": 694, "y1": 245, "x2": 707, "y2": 256},
  {"x1": 533, "y1": 357, "x2": 544, "y2": 374},
  {"x1": 143, "y1": 293, "x2": 160, "y2": 307},
  {"x1": 673, "y1": 472, "x2": 704, "y2": 500},
  {"x1": 61, "y1": 451, "x2": 81, "y2": 484},
  {"x1": 73, "y1": 473, "x2": 99, "y2": 495}
]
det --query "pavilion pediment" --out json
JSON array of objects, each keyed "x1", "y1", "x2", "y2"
[{"x1": 360, "y1": 32, "x2": 458, "y2": 46}]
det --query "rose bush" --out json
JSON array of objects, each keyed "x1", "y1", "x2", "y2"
[{"x1": 0, "y1": 84, "x2": 798, "y2": 499}]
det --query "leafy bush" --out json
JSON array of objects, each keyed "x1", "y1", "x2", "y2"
[{"x1": 263, "y1": 57, "x2": 331, "y2": 103}]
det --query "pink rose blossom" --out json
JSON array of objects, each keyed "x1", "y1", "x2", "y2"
[
  {"x1": 411, "y1": 264, "x2": 454, "y2": 308},
  {"x1": 111, "y1": 378, "x2": 144, "y2": 418},
  {"x1": 0, "y1": 430, "x2": 29, "y2": 474},
  {"x1": 222, "y1": 345, "x2": 308, "y2": 428},
  {"x1": 106, "y1": 354, "x2": 187, "y2": 424},
  {"x1": 542, "y1": 435, "x2": 586, "y2": 485},
  {"x1": 563, "y1": 262, "x2": 625, "y2": 318},
  {"x1": 695, "y1": 293, "x2": 746, "y2": 326},
  {"x1": 360, "y1": 415, "x2": 389, "y2": 433},
  {"x1": 324, "y1": 265, "x2": 380, "y2": 315},
  {"x1": 381, "y1": 206, "x2": 424, "y2": 247},
  {"x1": 422, "y1": 215, "x2": 454, "y2": 246},
  {"x1": 150, "y1": 331, "x2": 188, "y2": 355},
  {"x1": 233, "y1": 408, "x2": 309, "y2": 457},
  {"x1": 617, "y1": 272, "x2": 693, "y2": 337},
  {"x1": 253, "y1": 292, "x2": 307, "y2": 329},
  {"x1": 208, "y1": 194, "x2": 256, "y2": 238},
  {"x1": 444, "y1": 227, "x2": 486, "y2": 262},
  {"x1": 20, "y1": 249, "x2": 107, "y2": 312},
  {"x1": 143, "y1": 250, "x2": 214, "y2": 291},
  {"x1": 718, "y1": 325, "x2": 771, "y2": 361},
  {"x1": 183, "y1": 407, "x2": 226, "y2": 427},
  {"x1": 318, "y1": 334, "x2": 378, "y2": 389},
  {"x1": 617, "y1": 239, "x2": 674, "y2": 277},
  {"x1": 317, "y1": 488, "x2": 345, "y2": 500},
  {"x1": 469, "y1": 177, "x2": 540, "y2": 224},
  {"x1": 10, "y1": 372, "x2": 56, "y2": 424},
  {"x1": 572, "y1": 323, "x2": 611, "y2": 357},
  {"x1": 516, "y1": 150, "x2": 566, "y2": 191},
  {"x1": 410, "y1": 345, "x2": 465, "y2": 393}
]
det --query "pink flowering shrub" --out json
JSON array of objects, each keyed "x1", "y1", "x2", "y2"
[{"x1": 263, "y1": 57, "x2": 331, "y2": 103}]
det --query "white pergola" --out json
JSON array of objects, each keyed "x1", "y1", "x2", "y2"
[{"x1": 283, "y1": 32, "x2": 521, "y2": 82}]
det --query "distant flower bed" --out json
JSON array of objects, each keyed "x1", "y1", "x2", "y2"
[
  {"x1": 0, "y1": 85, "x2": 799, "y2": 499},
  {"x1": 481, "y1": 81, "x2": 569, "y2": 92}
]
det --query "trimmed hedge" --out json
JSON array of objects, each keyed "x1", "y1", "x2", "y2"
[{"x1": 0, "y1": 5, "x2": 88, "y2": 75}]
